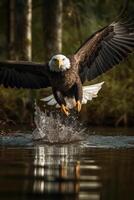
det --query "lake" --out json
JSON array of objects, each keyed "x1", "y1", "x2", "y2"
[{"x1": 0, "y1": 127, "x2": 134, "y2": 200}]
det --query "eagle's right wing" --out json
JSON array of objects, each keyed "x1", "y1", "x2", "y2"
[{"x1": 0, "y1": 61, "x2": 51, "y2": 89}]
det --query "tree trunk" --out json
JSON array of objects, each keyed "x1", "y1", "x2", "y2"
[
  {"x1": 43, "y1": 0, "x2": 63, "y2": 60},
  {"x1": 7, "y1": 0, "x2": 32, "y2": 61},
  {"x1": 7, "y1": 0, "x2": 16, "y2": 59},
  {"x1": 15, "y1": 0, "x2": 32, "y2": 60}
]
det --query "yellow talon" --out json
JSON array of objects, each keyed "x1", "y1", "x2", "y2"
[
  {"x1": 61, "y1": 104, "x2": 70, "y2": 116},
  {"x1": 76, "y1": 100, "x2": 82, "y2": 112}
]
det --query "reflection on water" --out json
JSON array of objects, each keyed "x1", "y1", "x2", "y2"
[
  {"x1": 33, "y1": 145, "x2": 101, "y2": 199},
  {"x1": 0, "y1": 143, "x2": 134, "y2": 200},
  {"x1": 33, "y1": 146, "x2": 80, "y2": 196},
  {"x1": 0, "y1": 145, "x2": 102, "y2": 200}
]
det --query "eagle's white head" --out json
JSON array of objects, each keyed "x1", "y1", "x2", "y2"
[{"x1": 49, "y1": 54, "x2": 71, "y2": 72}]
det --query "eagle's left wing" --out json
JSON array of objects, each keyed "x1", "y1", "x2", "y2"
[{"x1": 72, "y1": 17, "x2": 134, "y2": 83}]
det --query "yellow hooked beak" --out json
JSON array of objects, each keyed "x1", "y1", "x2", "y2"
[{"x1": 55, "y1": 58, "x2": 63, "y2": 68}]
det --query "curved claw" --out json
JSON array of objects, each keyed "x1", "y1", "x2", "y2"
[
  {"x1": 76, "y1": 100, "x2": 82, "y2": 112},
  {"x1": 61, "y1": 104, "x2": 70, "y2": 116}
]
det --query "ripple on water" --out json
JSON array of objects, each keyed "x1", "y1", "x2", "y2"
[{"x1": 82, "y1": 135, "x2": 134, "y2": 149}]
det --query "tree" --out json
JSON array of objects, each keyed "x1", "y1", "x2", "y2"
[
  {"x1": 7, "y1": 0, "x2": 32, "y2": 60},
  {"x1": 42, "y1": 0, "x2": 63, "y2": 60},
  {"x1": 15, "y1": 0, "x2": 32, "y2": 60},
  {"x1": 7, "y1": 0, "x2": 16, "y2": 59}
]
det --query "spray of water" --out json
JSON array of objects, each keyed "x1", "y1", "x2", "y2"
[{"x1": 32, "y1": 103, "x2": 85, "y2": 144}]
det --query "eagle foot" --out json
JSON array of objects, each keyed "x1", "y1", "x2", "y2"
[
  {"x1": 76, "y1": 100, "x2": 82, "y2": 112},
  {"x1": 61, "y1": 104, "x2": 70, "y2": 116}
]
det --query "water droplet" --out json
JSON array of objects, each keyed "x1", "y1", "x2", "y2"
[{"x1": 33, "y1": 103, "x2": 85, "y2": 144}]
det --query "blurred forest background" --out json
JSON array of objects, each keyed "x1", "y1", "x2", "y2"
[{"x1": 0, "y1": 0, "x2": 134, "y2": 129}]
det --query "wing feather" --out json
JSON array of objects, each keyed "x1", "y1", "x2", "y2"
[
  {"x1": 72, "y1": 17, "x2": 134, "y2": 82},
  {"x1": 0, "y1": 61, "x2": 50, "y2": 89}
]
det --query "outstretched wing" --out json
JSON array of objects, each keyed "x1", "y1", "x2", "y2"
[
  {"x1": 73, "y1": 17, "x2": 134, "y2": 83},
  {"x1": 0, "y1": 61, "x2": 50, "y2": 89}
]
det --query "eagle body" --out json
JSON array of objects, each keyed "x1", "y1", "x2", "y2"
[
  {"x1": 0, "y1": 16, "x2": 134, "y2": 115},
  {"x1": 47, "y1": 66, "x2": 78, "y2": 92},
  {"x1": 47, "y1": 62, "x2": 82, "y2": 110}
]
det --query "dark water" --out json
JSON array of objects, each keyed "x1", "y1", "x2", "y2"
[{"x1": 0, "y1": 128, "x2": 134, "y2": 200}]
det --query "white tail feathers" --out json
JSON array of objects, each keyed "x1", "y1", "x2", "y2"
[
  {"x1": 40, "y1": 82, "x2": 104, "y2": 109},
  {"x1": 82, "y1": 82, "x2": 104, "y2": 104}
]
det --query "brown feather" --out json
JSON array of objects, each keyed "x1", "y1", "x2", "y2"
[
  {"x1": 0, "y1": 61, "x2": 50, "y2": 89},
  {"x1": 72, "y1": 18, "x2": 134, "y2": 83}
]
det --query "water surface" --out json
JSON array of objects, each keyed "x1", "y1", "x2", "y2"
[{"x1": 0, "y1": 127, "x2": 134, "y2": 200}]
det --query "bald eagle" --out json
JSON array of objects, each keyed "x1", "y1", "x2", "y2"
[{"x1": 0, "y1": 17, "x2": 134, "y2": 115}]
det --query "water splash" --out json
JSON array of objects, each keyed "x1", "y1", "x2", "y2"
[{"x1": 32, "y1": 103, "x2": 85, "y2": 144}]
